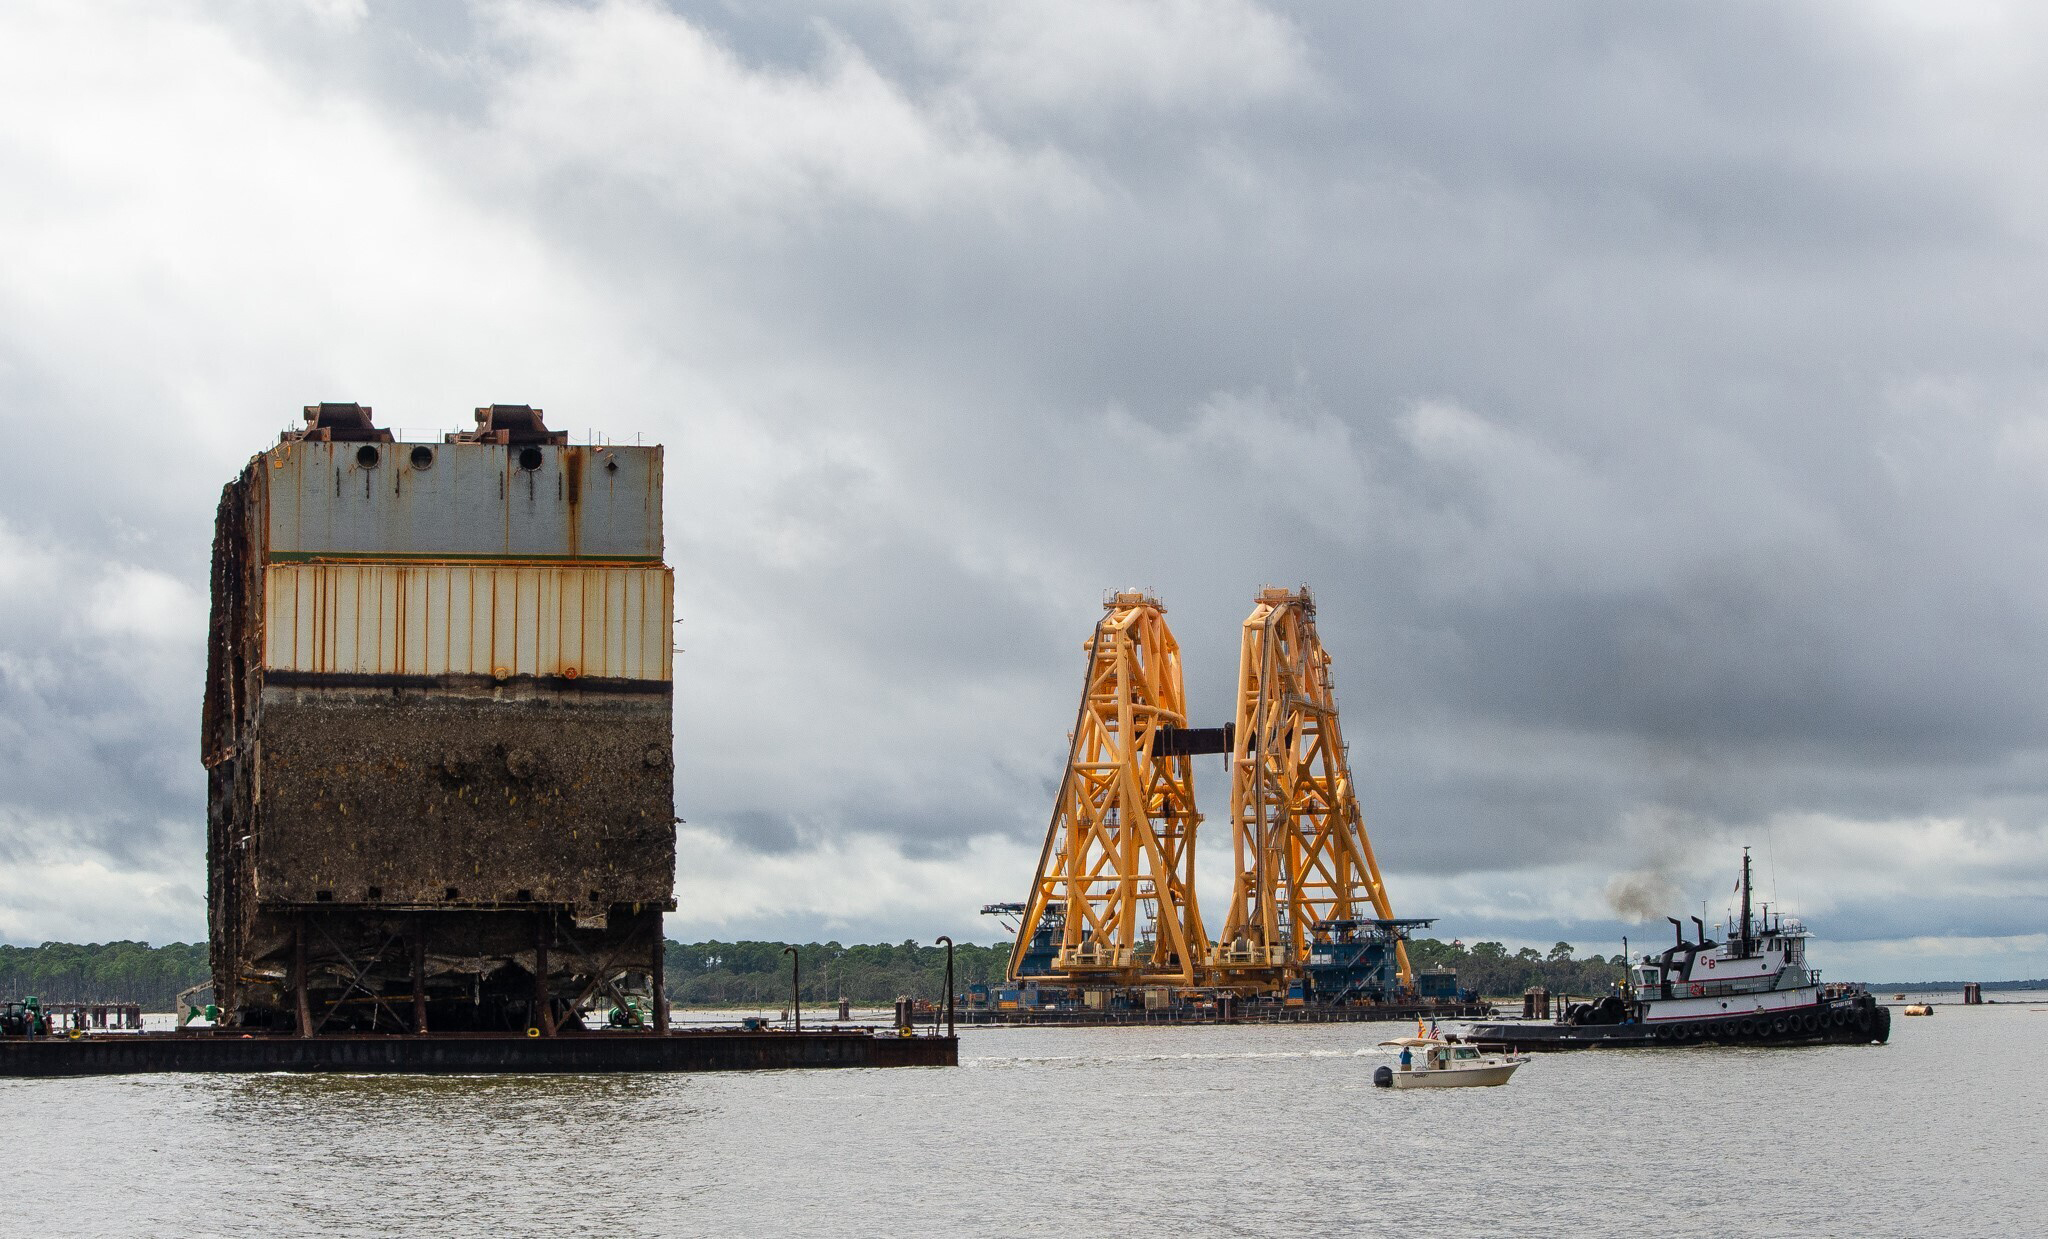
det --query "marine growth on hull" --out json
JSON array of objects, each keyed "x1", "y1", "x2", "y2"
[{"x1": 204, "y1": 403, "x2": 677, "y2": 1035}]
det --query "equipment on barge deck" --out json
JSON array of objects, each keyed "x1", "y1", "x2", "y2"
[
  {"x1": 1007, "y1": 593, "x2": 1209, "y2": 987},
  {"x1": 1003, "y1": 587, "x2": 1470, "y2": 1012},
  {"x1": 984, "y1": 901, "x2": 1061, "y2": 978},
  {"x1": 1300, "y1": 917, "x2": 1434, "y2": 1004},
  {"x1": 0, "y1": 998, "x2": 46, "y2": 1038},
  {"x1": 204, "y1": 403, "x2": 676, "y2": 1036},
  {"x1": 1214, "y1": 588, "x2": 1411, "y2": 991},
  {"x1": 1467, "y1": 850, "x2": 1889, "y2": 1050}
]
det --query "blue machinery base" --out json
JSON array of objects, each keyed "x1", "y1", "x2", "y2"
[
  {"x1": 0, "y1": 1028, "x2": 957, "y2": 1077},
  {"x1": 957, "y1": 1001, "x2": 1490, "y2": 1027}
]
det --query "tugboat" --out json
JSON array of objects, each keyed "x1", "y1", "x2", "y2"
[{"x1": 1467, "y1": 851, "x2": 1889, "y2": 1050}]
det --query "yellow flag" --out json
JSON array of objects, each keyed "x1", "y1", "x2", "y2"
[{"x1": 1416, "y1": 1017, "x2": 1425, "y2": 1038}]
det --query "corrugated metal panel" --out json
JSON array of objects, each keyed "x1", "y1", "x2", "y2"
[
  {"x1": 261, "y1": 441, "x2": 662, "y2": 561},
  {"x1": 262, "y1": 563, "x2": 674, "y2": 681}
]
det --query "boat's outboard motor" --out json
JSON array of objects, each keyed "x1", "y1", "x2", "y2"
[{"x1": 1373, "y1": 1065, "x2": 1394, "y2": 1088}]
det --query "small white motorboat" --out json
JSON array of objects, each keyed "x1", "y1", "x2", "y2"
[{"x1": 1373, "y1": 1037, "x2": 1528, "y2": 1089}]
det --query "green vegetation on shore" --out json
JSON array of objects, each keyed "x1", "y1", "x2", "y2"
[
  {"x1": 671, "y1": 937, "x2": 1636, "y2": 1006},
  {"x1": 663, "y1": 940, "x2": 1013, "y2": 1006},
  {"x1": 1868, "y1": 979, "x2": 2048, "y2": 991},
  {"x1": 31, "y1": 936, "x2": 2019, "y2": 1011},
  {"x1": 0, "y1": 941, "x2": 211, "y2": 1011},
  {"x1": 0, "y1": 938, "x2": 1018, "y2": 1010},
  {"x1": 1406, "y1": 937, "x2": 1625, "y2": 1000}
]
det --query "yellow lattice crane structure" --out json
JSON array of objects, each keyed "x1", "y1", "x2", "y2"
[
  {"x1": 1212, "y1": 587, "x2": 1411, "y2": 991},
  {"x1": 1007, "y1": 593, "x2": 1209, "y2": 986}
]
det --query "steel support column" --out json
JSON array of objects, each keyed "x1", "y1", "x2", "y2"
[
  {"x1": 412, "y1": 929, "x2": 428, "y2": 1035},
  {"x1": 534, "y1": 913, "x2": 555, "y2": 1036},
  {"x1": 650, "y1": 920, "x2": 668, "y2": 1036},
  {"x1": 294, "y1": 916, "x2": 313, "y2": 1038}
]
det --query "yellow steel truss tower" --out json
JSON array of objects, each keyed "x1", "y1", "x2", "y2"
[
  {"x1": 1212, "y1": 587, "x2": 1411, "y2": 989},
  {"x1": 1008, "y1": 593, "x2": 1209, "y2": 986}
]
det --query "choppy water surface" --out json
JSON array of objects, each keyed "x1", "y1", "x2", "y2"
[{"x1": 8, "y1": 999, "x2": 2043, "y2": 1237}]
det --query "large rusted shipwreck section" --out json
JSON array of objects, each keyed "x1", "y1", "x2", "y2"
[{"x1": 203, "y1": 403, "x2": 676, "y2": 1034}]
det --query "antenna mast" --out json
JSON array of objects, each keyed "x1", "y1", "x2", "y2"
[{"x1": 1739, "y1": 847, "x2": 1754, "y2": 958}]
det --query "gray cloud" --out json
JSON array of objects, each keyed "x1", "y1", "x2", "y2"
[{"x1": 4, "y1": 1, "x2": 2048, "y2": 976}]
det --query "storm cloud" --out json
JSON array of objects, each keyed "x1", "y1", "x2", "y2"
[{"x1": 4, "y1": 1, "x2": 2047, "y2": 979}]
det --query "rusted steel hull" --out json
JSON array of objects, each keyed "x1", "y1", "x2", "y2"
[
  {"x1": 0, "y1": 1031, "x2": 957, "y2": 1077},
  {"x1": 262, "y1": 563, "x2": 673, "y2": 682},
  {"x1": 251, "y1": 681, "x2": 674, "y2": 907},
  {"x1": 203, "y1": 407, "x2": 678, "y2": 1033}
]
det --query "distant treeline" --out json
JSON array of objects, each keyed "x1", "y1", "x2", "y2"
[
  {"x1": 667, "y1": 937, "x2": 1634, "y2": 1005},
  {"x1": 0, "y1": 939, "x2": 1016, "y2": 1010},
  {"x1": 664, "y1": 940, "x2": 1013, "y2": 1007},
  {"x1": 25, "y1": 936, "x2": 2008, "y2": 1010},
  {"x1": 1868, "y1": 979, "x2": 2048, "y2": 991},
  {"x1": 0, "y1": 941, "x2": 211, "y2": 1010},
  {"x1": 1407, "y1": 937, "x2": 1626, "y2": 1000}
]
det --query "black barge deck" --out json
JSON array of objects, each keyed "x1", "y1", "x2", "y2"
[{"x1": 0, "y1": 1028, "x2": 957, "y2": 1077}]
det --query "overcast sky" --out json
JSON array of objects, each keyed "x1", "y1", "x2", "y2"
[{"x1": 4, "y1": 1, "x2": 2046, "y2": 981}]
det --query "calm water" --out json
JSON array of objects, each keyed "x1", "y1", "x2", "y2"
[{"x1": 8, "y1": 1000, "x2": 2043, "y2": 1237}]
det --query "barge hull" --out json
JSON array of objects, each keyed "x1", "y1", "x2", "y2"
[
  {"x1": 1468, "y1": 998, "x2": 1891, "y2": 1051},
  {"x1": 0, "y1": 1031, "x2": 955, "y2": 1078}
]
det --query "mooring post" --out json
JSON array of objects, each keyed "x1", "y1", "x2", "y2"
[
  {"x1": 783, "y1": 945, "x2": 800, "y2": 1033},
  {"x1": 936, "y1": 935, "x2": 955, "y2": 1039},
  {"x1": 534, "y1": 913, "x2": 555, "y2": 1036},
  {"x1": 294, "y1": 915, "x2": 313, "y2": 1038},
  {"x1": 650, "y1": 922, "x2": 668, "y2": 1036},
  {"x1": 412, "y1": 930, "x2": 428, "y2": 1035}
]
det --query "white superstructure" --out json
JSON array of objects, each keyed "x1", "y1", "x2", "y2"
[{"x1": 1630, "y1": 851, "x2": 1841, "y2": 1028}]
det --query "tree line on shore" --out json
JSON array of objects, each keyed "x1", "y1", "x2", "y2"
[
  {"x1": 672, "y1": 937, "x2": 1633, "y2": 1004},
  {"x1": 0, "y1": 941, "x2": 212, "y2": 1011},
  {"x1": 4, "y1": 935, "x2": 1628, "y2": 1010},
  {"x1": 1405, "y1": 937, "x2": 1626, "y2": 999},
  {"x1": 0, "y1": 938, "x2": 1021, "y2": 1010},
  {"x1": 16, "y1": 936, "x2": 2036, "y2": 1011},
  {"x1": 662, "y1": 940, "x2": 1014, "y2": 1007}
]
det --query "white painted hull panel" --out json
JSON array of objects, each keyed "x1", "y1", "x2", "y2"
[
  {"x1": 1642, "y1": 985, "x2": 1823, "y2": 1024},
  {"x1": 1390, "y1": 1062, "x2": 1522, "y2": 1088}
]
